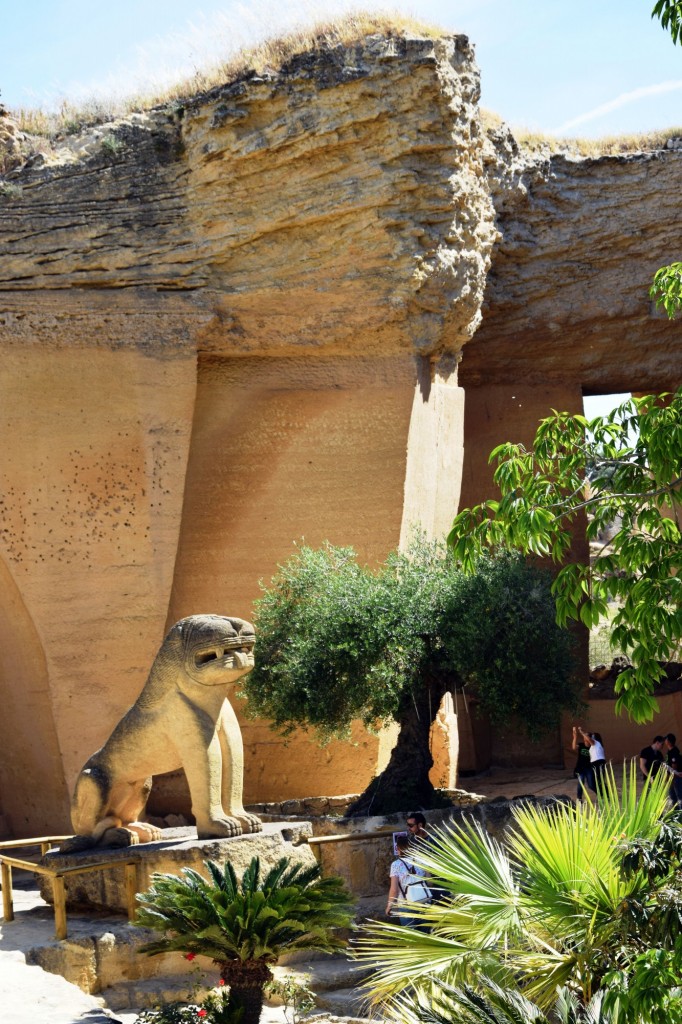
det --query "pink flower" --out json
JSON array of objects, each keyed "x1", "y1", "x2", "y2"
[{"x1": 184, "y1": 952, "x2": 196, "y2": 961}]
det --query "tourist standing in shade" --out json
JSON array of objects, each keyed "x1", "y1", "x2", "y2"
[
  {"x1": 639, "y1": 735, "x2": 665, "y2": 780},
  {"x1": 664, "y1": 734, "x2": 682, "y2": 807},
  {"x1": 572, "y1": 725, "x2": 592, "y2": 801},
  {"x1": 578, "y1": 727, "x2": 607, "y2": 798}
]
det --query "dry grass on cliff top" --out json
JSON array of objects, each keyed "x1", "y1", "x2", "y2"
[
  {"x1": 9, "y1": 9, "x2": 682, "y2": 159},
  {"x1": 516, "y1": 125, "x2": 682, "y2": 156},
  {"x1": 480, "y1": 109, "x2": 682, "y2": 156},
  {"x1": 12, "y1": 11, "x2": 442, "y2": 139}
]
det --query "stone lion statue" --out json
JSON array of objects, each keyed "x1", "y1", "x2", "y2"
[{"x1": 64, "y1": 614, "x2": 262, "y2": 850}]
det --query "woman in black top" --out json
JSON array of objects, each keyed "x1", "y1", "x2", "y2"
[{"x1": 572, "y1": 725, "x2": 592, "y2": 802}]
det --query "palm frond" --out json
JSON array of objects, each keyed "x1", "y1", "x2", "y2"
[
  {"x1": 408, "y1": 820, "x2": 523, "y2": 939},
  {"x1": 240, "y1": 856, "x2": 261, "y2": 894},
  {"x1": 417, "y1": 976, "x2": 551, "y2": 1024},
  {"x1": 595, "y1": 760, "x2": 671, "y2": 840},
  {"x1": 354, "y1": 919, "x2": 509, "y2": 1003},
  {"x1": 553, "y1": 986, "x2": 611, "y2": 1024}
]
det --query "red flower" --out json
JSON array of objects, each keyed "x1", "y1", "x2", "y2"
[
  {"x1": 219, "y1": 979, "x2": 225, "y2": 987},
  {"x1": 184, "y1": 952, "x2": 196, "y2": 961},
  {"x1": 197, "y1": 1011, "x2": 207, "y2": 1018}
]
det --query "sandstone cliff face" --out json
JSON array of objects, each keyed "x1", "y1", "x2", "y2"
[
  {"x1": 0, "y1": 35, "x2": 495, "y2": 356},
  {"x1": 0, "y1": 34, "x2": 495, "y2": 835}
]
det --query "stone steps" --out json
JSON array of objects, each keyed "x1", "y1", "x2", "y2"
[{"x1": 273, "y1": 954, "x2": 375, "y2": 1020}]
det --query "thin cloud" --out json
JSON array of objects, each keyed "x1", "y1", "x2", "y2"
[{"x1": 551, "y1": 79, "x2": 682, "y2": 135}]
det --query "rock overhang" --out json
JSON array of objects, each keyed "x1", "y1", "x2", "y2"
[{"x1": 0, "y1": 32, "x2": 499, "y2": 363}]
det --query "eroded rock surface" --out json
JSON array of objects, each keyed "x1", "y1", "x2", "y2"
[
  {"x1": 461, "y1": 125, "x2": 682, "y2": 390},
  {"x1": 0, "y1": 35, "x2": 496, "y2": 358}
]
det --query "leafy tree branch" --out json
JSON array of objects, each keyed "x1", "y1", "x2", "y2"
[
  {"x1": 652, "y1": 0, "x2": 682, "y2": 45},
  {"x1": 448, "y1": 391, "x2": 682, "y2": 724}
]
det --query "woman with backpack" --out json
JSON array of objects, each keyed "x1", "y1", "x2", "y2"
[{"x1": 386, "y1": 833, "x2": 431, "y2": 929}]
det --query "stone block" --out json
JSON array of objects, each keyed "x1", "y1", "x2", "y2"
[
  {"x1": 40, "y1": 822, "x2": 314, "y2": 914},
  {"x1": 26, "y1": 937, "x2": 98, "y2": 994},
  {"x1": 328, "y1": 796, "x2": 359, "y2": 810},
  {"x1": 303, "y1": 797, "x2": 331, "y2": 815},
  {"x1": 280, "y1": 799, "x2": 306, "y2": 817}
]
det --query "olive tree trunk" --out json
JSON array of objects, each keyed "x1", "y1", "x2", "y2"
[{"x1": 347, "y1": 672, "x2": 450, "y2": 816}]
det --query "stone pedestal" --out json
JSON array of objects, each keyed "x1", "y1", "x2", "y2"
[{"x1": 39, "y1": 822, "x2": 314, "y2": 914}]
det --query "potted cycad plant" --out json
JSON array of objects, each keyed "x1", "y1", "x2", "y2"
[{"x1": 134, "y1": 855, "x2": 354, "y2": 1024}]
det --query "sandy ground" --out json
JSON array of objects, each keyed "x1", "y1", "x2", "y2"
[{"x1": 461, "y1": 765, "x2": 581, "y2": 802}]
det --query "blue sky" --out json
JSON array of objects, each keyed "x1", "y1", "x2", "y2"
[{"x1": 3, "y1": 0, "x2": 681, "y2": 139}]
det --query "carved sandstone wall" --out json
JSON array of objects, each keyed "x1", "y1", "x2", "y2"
[{"x1": 0, "y1": 34, "x2": 679, "y2": 836}]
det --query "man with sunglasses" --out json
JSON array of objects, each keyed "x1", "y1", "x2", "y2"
[{"x1": 406, "y1": 812, "x2": 429, "y2": 841}]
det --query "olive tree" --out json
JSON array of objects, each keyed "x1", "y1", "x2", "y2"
[{"x1": 241, "y1": 540, "x2": 578, "y2": 815}]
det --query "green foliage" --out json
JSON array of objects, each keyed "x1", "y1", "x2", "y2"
[
  {"x1": 448, "y1": 391, "x2": 682, "y2": 723},
  {"x1": 439, "y1": 552, "x2": 580, "y2": 736},
  {"x1": 264, "y1": 975, "x2": 317, "y2": 1023},
  {"x1": 0, "y1": 181, "x2": 23, "y2": 200},
  {"x1": 651, "y1": 261, "x2": 682, "y2": 318},
  {"x1": 244, "y1": 540, "x2": 578, "y2": 746},
  {"x1": 355, "y1": 764, "x2": 682, "y2": 1023},
  {"x1": 134, "y1": 991, "x2": 245, "y2": 1024},
  {"x1": 400, "y1": 978, "x2": 611, "y2": 1024},
  {"x1": 135, "y1": 1005, "x2": 206, "y2": 1024},
  {"x1": 101, "y1": 133, "x2": 122, "y2": 155},
  {"x1": 135, "y1": 855, "x2": 353, "y2": 964},
  {"x1": 202, "y1": 987, "x2": 245, "y2": 1024},
  {"x1": 652, "y1": 0, "x2": 682, "y2": 44},
  {"x1": 602, "y1": 943, "x2": 682, "y2": 1024}
]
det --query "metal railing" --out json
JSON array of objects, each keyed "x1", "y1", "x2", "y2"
[
  {"x1": 308, "y1": 828, "x2": 396, "y2": 864},
  {"x1": 0, "y1": 836, "x2": 138, "y2": 940}
]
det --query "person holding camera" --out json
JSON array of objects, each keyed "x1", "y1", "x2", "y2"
[{"x1": 577, "y1": 727, "x2": 607, "y2": 799}]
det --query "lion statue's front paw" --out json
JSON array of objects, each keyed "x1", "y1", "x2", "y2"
[
  {"x1": 236, "y1": 812, "x2": 263, "y2": 834},
  {"x1": 59, "y1": 834, "x2": 96, "y2": 854},
  {"x1": 101, "y1": 826, "x2": 140, "y2": 848},
  {"x1": 197, "y1": 816, "x2": 244, "y2": 839},
  {"x1": 127, "y1": 822, "x2": 163, "y2": 843}
]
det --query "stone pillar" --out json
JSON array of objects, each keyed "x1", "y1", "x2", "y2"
[
  {"x1": 400, "y1": 355, "x2": 465, "y2": 548},
  {"x1": 429, "y1": 692, "x2": 459, "y2": 790}
]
